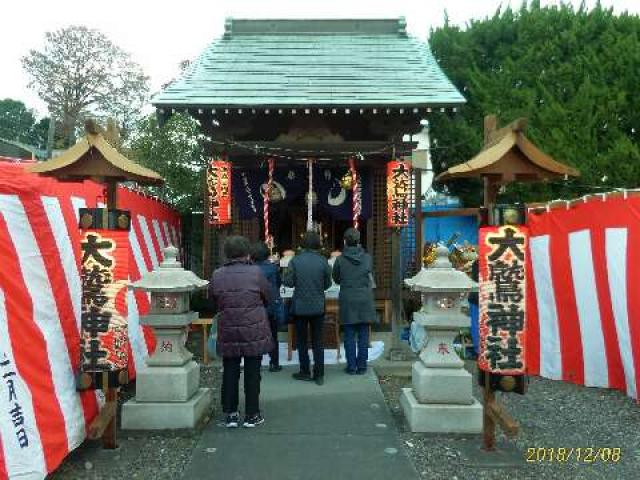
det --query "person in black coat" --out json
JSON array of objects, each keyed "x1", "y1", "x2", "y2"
[
  {"x1": 252, "y1": 241, "x2": 283, "y2": 372},
  {"x1": 283, "y1": 231, "x2": 332, "y2": 385},
  {"x1": 332, "y1": 228, "x2": 377, "y2": 374},
  {"x1": 209, "y1": 235, "x2": 273, "y2": 428}
]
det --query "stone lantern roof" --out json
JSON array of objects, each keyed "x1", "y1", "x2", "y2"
[
  {"x1": 133, "y1": 246, "x2": 208, "y2": 293},
  {"x1": 404, "y1": 246, "x2": 477, "y2": 293}
]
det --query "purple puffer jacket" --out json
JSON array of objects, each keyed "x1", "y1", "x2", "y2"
[{"x1": 209, "y1": 259, "x2": 274, "y2": 358}]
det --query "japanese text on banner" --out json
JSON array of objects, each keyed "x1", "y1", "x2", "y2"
[
  {"x1": 387, "y1": 160, "x2": 411, "y2": 227},
  {"x1": 80, "y1": 230, "x2": 129, "y2": 373},
  {"x1": 478, "y1": 225, "x2": 528, "y2": 374},
  {"x1": 0, "y1": 355, "x2": 29, "y2": 449},
  {"x1": 207, "y1": 159, "x2": 232, "y2": 225}
]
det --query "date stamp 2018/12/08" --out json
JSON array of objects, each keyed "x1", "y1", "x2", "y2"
[{"x1": 526, "y1": 447, "x2": 622, "y2": 463}]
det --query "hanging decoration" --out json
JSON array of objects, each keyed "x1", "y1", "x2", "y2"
[
  {"x1": 232, "y1": 165, "x2": 373, "y2": 221},
  {"x1": 340, "y1": 171, "x2": 354, "y2": 190},
  {"x1": 206, "y1": 158, "x2": 232, "y2": 225},
  {"x1": 240, "y1": 172, "x2": 257, "y2": 214},
  {"x1": 349, "y1": 157, "x2": 362, "y2": 229},
  {"x1": 478, "y1": 224, "x2": 528, "y2": 375},
  {"x1": 306, "y1": 159, "x2": 314, "y2": 231},
  {"x1": 387, "y1": 159, "x2": 412, "y2": 227},
  {"x1": 264, "y1": 158, "x2": 275, "y2": 248},
  {"x1": 306, "y1": 190, "x2": 319, "y2": 206}
]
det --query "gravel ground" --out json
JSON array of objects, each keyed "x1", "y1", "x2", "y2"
[
  {"x1": 378, "y1": 362, "x2": 640, "y2": 480},
  {"x1": 50, "y1": 332, "x2": 639, "y2": 480},
  {"x1": 49, "y1": 333, "x2": 222, "y2": 480}
]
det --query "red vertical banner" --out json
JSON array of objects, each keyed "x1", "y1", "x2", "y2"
[
  {"x1": 79, "y1": 228, "x2": 130, "y2": 373},
  {"x1": 478, "y1": 225, "x2": 528, "y2": 374},
  {"x1": 387, "y1": 159, "x2": 412, "y2": 227},
  {"x1": 207, "y1": 158, "x2": 232, "y2": 225}
]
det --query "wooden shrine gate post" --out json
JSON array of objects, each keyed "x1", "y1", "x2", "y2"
[
  {"x1": 437, "y1": 114, "x2": 580, "y2": 452},
  {"x1": 478, "y1": 212, "x2": 527, "y2": 451},
  {"x1": 29, "y1": 120, "x2": 164, "y2": 449},
  {"x1": 387, "y1": 159, "x2": 414, "y2": 360}
]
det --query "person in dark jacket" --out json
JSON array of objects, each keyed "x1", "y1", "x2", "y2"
[
  {"x1": 209, "y1": 235, "x2": 274, "y2": 428},
  {"x1": 283, "y1": 231, "x2": 332, "y2": 385},
  {"x1": 332, "y1": 228, "x2": 377, "y2": 374},
  {"x1": 252, "y1": 241, "x2": 283, "y2": 372}
]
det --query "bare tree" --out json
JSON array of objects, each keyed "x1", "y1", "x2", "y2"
[{"x1": 22, "y1": 25, "x2": 149, "y2": 145}]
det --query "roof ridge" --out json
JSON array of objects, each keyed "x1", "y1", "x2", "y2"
[{"x1": 223, "y1": 18, "x2": 407, "y2": 38}]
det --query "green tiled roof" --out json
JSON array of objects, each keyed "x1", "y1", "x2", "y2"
[{"x1": 153, "y1": 18, "x2": 465, "y2": 109}]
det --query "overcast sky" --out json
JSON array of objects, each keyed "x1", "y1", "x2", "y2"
[{"x1": 1, "y1": 0, "x2": 637, "y2": 117}]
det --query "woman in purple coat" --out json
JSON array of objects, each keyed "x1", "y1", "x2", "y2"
[{"x1": 209, "y1": 235, "x2": 273, "y2": 428}]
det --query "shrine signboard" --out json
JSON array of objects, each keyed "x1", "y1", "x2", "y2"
[
  {"x1": 206, "y1": 158, "x2": 232, "y2": 225},
  {"x1": 387, "y1": 160, "x2": 411, "y2": 227},
  {"x1": 79, "y1": 209, "x2": 130, "y2": 384},
  {"x1": 478, "y1": 225, "x2": 528, "y2": 375}
]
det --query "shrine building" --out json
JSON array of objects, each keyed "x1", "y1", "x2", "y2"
[{"x1": 152, "y1": 18, "x2": 465, "y2": 308}]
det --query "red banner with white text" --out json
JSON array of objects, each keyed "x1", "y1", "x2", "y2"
[
  {"x1": 207, "y1": 159, "x2": 232, "y2": 225},
  {"x1": 386, "y1": 160, "x2": 411, "y2": 227}
]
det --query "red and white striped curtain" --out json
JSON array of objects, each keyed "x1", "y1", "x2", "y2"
[
  {"x1": 0, "y1": 163, "x2": 181, "y2": 479},
  {"x1": 527, "y1": 195, "x2": 640, "y2": 401}
]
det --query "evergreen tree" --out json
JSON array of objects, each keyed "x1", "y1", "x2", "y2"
[
  {"x1": 429, "y1": 2, "x2": 640, "y2": 204},
  {"x1": 128, "y1": 113, "x2": 208, "y2": 213}
]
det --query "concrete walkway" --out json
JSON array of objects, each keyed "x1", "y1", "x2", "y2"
[{"x1": 183, "y1": 365, "x2": 419, "y2": 480}]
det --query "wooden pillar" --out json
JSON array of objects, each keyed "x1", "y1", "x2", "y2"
[
  {"x1": 482, "y1": 114, "x2": 498, "y2": 451},
  {"x1": 106, "y1": 180, "x2": 118, "y2": 210},
  {"x1": 102, "y1": 388, "x2": 118, "y2": 449},
  {"x1": 414, "y1": 169, "x2": 423, "y2": 270},
  {"x1": 366, "y1": 218, "x2": 373, "y2": 259},
  {"x1": 480, "y1": 175, "x2": 520, "y2": 451},
  {"x1": 483, "y1": 176, "x2": 498, "y2": 225},
  {"x1": 202, "y1": 172, "x2": 211, "y2": 281},
  {"x1": 103, "y1": 179, "x2": 119, "y2": 449},
  {"x1": 389, "y1": 227, "x2": 404, "y2": 359},
  {"x1": 482, "y1": 371, "x2": 496, "y2": 451},
  {"x1": 482, "y1": 115, "x2": 500, "y2": 225}
]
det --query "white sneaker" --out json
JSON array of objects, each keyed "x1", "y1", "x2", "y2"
[
  {"x1": 243, "y1": 413, "x2": 265, "y2": 428},
  {"x1": 225, "y1": 412, "x2": 240, "y2": 428}
]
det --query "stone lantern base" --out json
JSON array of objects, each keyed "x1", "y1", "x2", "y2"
[
  {"x1": 121, "y1": 313, "x2": 212, "y2": 430},
  {"x1": 399, "y1": 314, "x2": 482, "y2": 434},
  {"x1": 122, "y1": 377, "x2": 211, "y2": 430},
  {"x1": 121, "y1": 359, "x2": 212, "y2": 430},
  {"x1": 400, "y1": 389, "x2": 482, "y2": 434}
]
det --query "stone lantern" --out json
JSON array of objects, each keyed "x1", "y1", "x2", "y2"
[
  {"x1": 400, "y1": 245, "x2": 482, "y2": 433},
  {"x1": 121, "y1": 246, "x2": 212, "y2": 429}
]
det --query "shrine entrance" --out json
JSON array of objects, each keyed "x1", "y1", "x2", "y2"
[
  {"x1": 267, "y1": 196, "x2": 368, "y2": 254},
  {"x1": 153, "y1": 17, "x2": 467, "y2": 323}
]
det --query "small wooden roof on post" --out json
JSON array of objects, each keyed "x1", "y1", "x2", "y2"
[
  {"x1": 27, "y1": 120, "x2": 163, "y2": 449},
  {"x1": 436, "y1": 114, "x2": 579, "y2": 218},
  {"x1": 28, "y1": 120, "x2": 163, "y2": 209}
]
